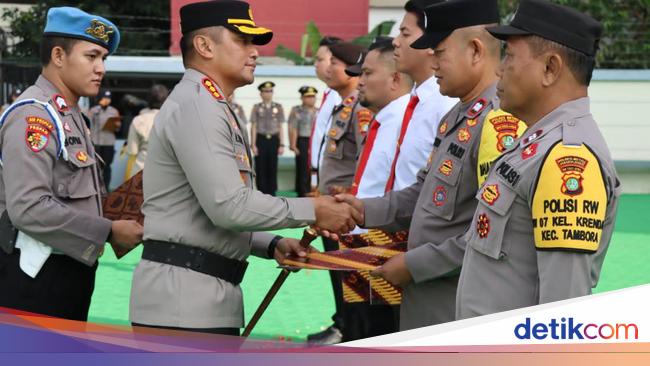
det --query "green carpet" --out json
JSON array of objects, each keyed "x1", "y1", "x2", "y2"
[{"x1": 87, "y1": 194, "x2": 650, "y2": 340}]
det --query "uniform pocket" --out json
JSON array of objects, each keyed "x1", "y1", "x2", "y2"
[
  {"x1": 422, "y1": 153, "x2": 463, "y2": 220},
  {"x1": 470, "y1": 183, "x2": 517, "y2": 260},
  {"x1": 55, "y1": 150, "x2": 98, "y2": 199}
]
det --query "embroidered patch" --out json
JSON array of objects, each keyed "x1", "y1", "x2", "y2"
[
  {"x1": 438, "y1": 121, "x2": 448, "y2": 135},
  {"x1": 25, "y1": 124, "x2": 50, "y2": 152},
  {"x1": 86, "y1": 19, "x2": 114, "y2": 44},
  {"x1": 202, "y1": 78, "x2": 224, "y2": 100},
  {"x1": 556, "y1": 156, "x2": 588, "y2": 197},
  {"x1": 328, "y1": 128, "x2": 338, "y2": 137},
  {"x1": 466, "y1": 118, "x2": 478, "y2": 127},
  {"x1": 467, "y1": 98, "x2": 487, "y2": 119},
  {"x1": 52, "y1": 94, "x2": 69, "y2": 113},
  {"x1": 357, "y1": 110, "x2": 372, "y2": 135},
  {"x1": 490, "y1": 114, "x2": 521, "y2": 152},
  {"x1": 65, "y1": 136, "x2": 82, "y2": 147},
  {"x1": 522, "y1": 143, "x2": 538, "y2": 160},
  {"x1": 438, "y1": 159, "x2": 453, "y2": 176},
  {"x1": 433, "y1": 186, "x2": 447, "y2": 207},
  {"x1": 343, "y1": 96, "x2": 356, "y2": 105},
  {"x1": 477, "y1": 214, "x2": 490, "y2": 238},
  {"x1": 481, "y1": 184, "x2": 500, "y2": 206},
  {"x1": 522, "y1": 129, "x2": 543, "y2": 146},
  {"x1": 340, "y1": 106, "x2": 352, "y2": 120},
  {"x1": 26, "y1": 116, "x2": 54, "y2": 131},
  {"x1": 457, "y1": 127, "x2": 471, "y2": 143},
  {"x1": 76, "y1": 150, "x2": 88, "y2": 163},
  {"x1": 63, "y1": 122, "x2": 72, "y2": 132}
]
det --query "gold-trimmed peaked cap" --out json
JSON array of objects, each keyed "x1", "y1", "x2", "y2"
[{"x1": 180, "y1": 0, "x2": 273, "y2": 45}]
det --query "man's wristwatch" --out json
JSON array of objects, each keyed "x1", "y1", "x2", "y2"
[{"x1": 267, "y1": 235, "x2": 283, "y2": 258}]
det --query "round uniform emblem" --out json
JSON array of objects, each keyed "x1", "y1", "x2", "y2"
[
  {"x1": 477, "y1": 214, "x2": 490, "y2": 238},
  {"x1": 433, "y1": 186, "x2": 447, "y2": 207},
  {"x1": 501, "y1": 135, "x2": 515, "y2": 149},
  {"x1": 566, "y1": 177, "x2": 580, "y2": 192}
]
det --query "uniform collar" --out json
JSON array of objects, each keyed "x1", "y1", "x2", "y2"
[
  {"x1": 185, "y1": 68, "x2": 227, "y2": 102},
  {"x1": 519, "y1": 97, "x2": 591, "y2": 148},
  {"x1": 413, "y1": 75, "x2": 439, "y2": 101},
  {"x1": 461, "y1": 82, "x2": 497, "y2": 119},
  {"x1": 375, "y1": 93, "x2": 411, "y2": 127}
]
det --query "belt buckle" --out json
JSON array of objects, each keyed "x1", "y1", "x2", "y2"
[{"x1": 266, "y1": 134, "x2": 271, "y2": 139}]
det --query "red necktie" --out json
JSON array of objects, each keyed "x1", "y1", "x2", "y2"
[
  {"x1": 384, "y1": 95, "x2": 419, "y2": 192},
  {"x1": 350, "y1": 119, "x2": 380, "y2": 196},
  {"x1": 308, "y1": 90, "x2": 329, "y2": 171}
]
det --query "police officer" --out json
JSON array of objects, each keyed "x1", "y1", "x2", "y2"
[
  {"x1": 129, "y1": 0, "x2": 361, "y2": 336},
  {"x1": 336, "y1": 0, "x2": 527, "y2": 330},
  {"x1": 456, "y1": 0, "x2": 621, "y2": 319},
  {"x1": 0, "y1": 7, "x2": 142, "y2": 321},
  {"x1": 251, "y1": 81, "x2": 285, "y2": 196},
  {"x1": 89, "y1": 89, "x2": 120, "y2": 190},
  {"x1": 289, "y1": 86, "x2": 318, "y2": 197}
]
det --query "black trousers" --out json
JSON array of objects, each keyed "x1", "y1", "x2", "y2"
[
  {"x1": 342, "y1": 303, "x2": 400, "y2": 342},
  {"x1": 255, "y1": 134, "x2": 279, "y2": 196},
  {"x1": 132, "y1": 322, "x2": 240, "y2": 336},
  {"x1": 95, "y1": 145, "x2": 115, "y2": 191},
  {"x1": 322, "y1": 237, "x2": 345, "y2": 330},
  {"x1": 295, "y1": 137, "x2": 310, "y2": 197},
  {"x1": 0, "y1": 250, "x2": 97, "y2": 321}
]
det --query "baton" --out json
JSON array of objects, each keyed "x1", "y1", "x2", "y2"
[{"x1": 242, "y1": 227, "x2": 318, "y2": 337}]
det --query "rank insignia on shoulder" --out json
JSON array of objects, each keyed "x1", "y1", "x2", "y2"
[
  {"x1": 522, "y1": 143, "x2": 538, "y2": 160},
  {"x1": 439, "y1": 121, "x2": 448, "y2": 135},
  {"x1": 481, "y1": 184, "x2": 500, "y2": 205},
  {"x1": 477, "y1": 213, "x2": 490, "y2": 238},
  {"x1": 52, "y1": 94, "x2": 69, "y2": 113},
  {"x1": 466, "y1": 118, "x2": 478, "y2": 127},
  {"x1": 433, "y1": 186, "x2": 447, "y2": 207},
  {"x1": 457, "y1": 127, "x2": 471, "y2": 143},
  {"x1": 202, "y1": 78, "x2": 224, "y2": 100},
  {"x1": 522, "y1": 129, "x2": 543, "y2": 146},
  {"x1": 25, "y1": 124, "x2": 50, "y2": 153},
  {"x1": 467, "y1": 98, "x2": 487, "y2": 119},
  {"x1": 76, "y1": 150, "x2": 88, "y2": 162}
]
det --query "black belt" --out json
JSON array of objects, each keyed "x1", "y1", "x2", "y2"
[
  {"x1": 142, "y1": 240, "x2": 248, "y2": 285},
  {"x1": 257, "y1": 133, "x2": 278, "y2": 139}
]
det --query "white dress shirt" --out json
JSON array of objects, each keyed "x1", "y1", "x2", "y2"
[
  {"x1": 310, "y1": 88, "x2": 342, "y2": 170},
  {"x1": 393, "y1": 76, "x2": 457, "y2": 190},
  {"x1": 356, "y1": 93, "x2": 410, "y2": 199}
]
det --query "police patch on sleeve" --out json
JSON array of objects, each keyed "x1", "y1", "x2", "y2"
[
  {"x1": 25, "y1": 116, "x2": 54, "y2": 153},
  {"x1": 476, "y1": 109, "x2": 527, "y2": 187},
  {"x1": 531, "y1": 143, "x2": 607, "y2": 253}
]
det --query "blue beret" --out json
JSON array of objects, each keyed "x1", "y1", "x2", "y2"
[{"x1": 43, "y1": 7, "x2": 120, "y2": 55}]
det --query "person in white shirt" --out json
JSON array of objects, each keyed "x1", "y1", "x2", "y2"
[
  {"x1": 340, "y1": 37, "x2": 413, "y2": 341},
  {"x1": 308, "y1": 36, "x2": 342, "y2": 192},
  {"x1": 386, "y1": 0, "x2": 458, "y2": 191}
]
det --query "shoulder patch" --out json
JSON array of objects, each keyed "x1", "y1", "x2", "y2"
[
  {"x1": 202, "y1": 78, "x2": 224, "y2": 101},
  {"x1": 26, "y1": 116, "x2": 54, "y2": 132},
  {"x1": 532, "y1": 143, "x2": 607, "y2": 253},
  {"x1": 466, "y1": 98, "x2": 487, "y2": 119},
  {"x1": 476, "y1": 109, "x2": 527, "y2": 186},
  {"x1": 25, "y1": 123, "x2": 50, "y2": 153}
]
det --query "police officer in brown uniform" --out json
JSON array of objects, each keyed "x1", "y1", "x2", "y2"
[
  {"x1": 337, "y1": 0, "x2": 526, "y2": 330},
  {"x1": 0, "y1": 7, "x2": 142, "y2": 321},
  {"x1": 289, "y1": 86, "x2": 318, "y2": 197},
  {"x1": 251, "y1": 81, "x2": 285, "y2": 196},
  {"x1": 456, "y1": 0, "x2": 621, "y2": 319},
  {"x1": 130, "y1": 0, "x2": 361, "y2": 336}
]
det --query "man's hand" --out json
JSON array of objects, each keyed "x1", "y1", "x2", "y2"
[
  {"x1": 314, "y1": 196, "x2": 364, "y2": 235},
  {"x1": 252, "y1": 146, "x2": 259, "y2": 156},
  {"x1": 334, "y1": 194, "x2": 365, "y2": 226},
  {"x1": 273, "y1": 237, "x2": 318, "y2": 265},
  {"x1": 278, "y1": 146, "x2": 285, "y2": 155},
  {"x1": 109, "y1": 220, "x2": 143, "y2": 250},
  {"x1": 291, "y1": 146, "x2": 300, "y2": 155},
  {"x1": 370, "y1": 253, "x2": 413, "y2": 287}
]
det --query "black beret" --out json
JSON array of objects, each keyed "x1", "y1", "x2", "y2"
[
  {"x1": 329, "y1": 42, "x2": 366, "y2": 67},
  {"x1": 180, "y1": 0, "x2": 273, "y2": 46},
  {"x1": 404, "y1": 0, "x2": 445, "y2": 13},
  {"x1": 258, "y1": 81, "x2": 275, "y2": 90},
  {"x1": 411, "y1": 0, "x2": 500, "y2": 50},
  {"x1": 345, "y1": 37, "x2": 393, "y2": 77},
  {"x1": 487, "y1": 0, "x2": 603, "y2": 57}
]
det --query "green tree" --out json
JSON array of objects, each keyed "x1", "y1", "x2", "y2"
[
  {"x1": 498, "y1": 0, "x2": 650, "y2": 69},
  {"x1": 1, "y1": 0, "x2": 170, "y2": 62}
]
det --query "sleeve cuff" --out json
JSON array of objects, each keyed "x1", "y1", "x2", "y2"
[{"x1": 251, "y1": 231, "x2": 277, "y2": 259}]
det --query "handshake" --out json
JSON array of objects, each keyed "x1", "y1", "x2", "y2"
[{"x1": 312, "y1": 194, "x2": 365, "y2": 238}]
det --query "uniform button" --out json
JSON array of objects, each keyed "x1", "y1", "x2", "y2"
[{"x1": 499, "y1": 251, "x2": 507, "y2": 260}]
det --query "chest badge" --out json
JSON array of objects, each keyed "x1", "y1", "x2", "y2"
[
  {"x1": 477, "y1": 213, "x2": 490, "y2": 238},
  {"x1": 438, "y1": 159, "x2": 454, "y2": 176},
  {"x1": 433, "y1": 186, "x2": 447, "y2": 207},
  {"x1": 76, "y1": 150, "x2": 88, "y2": 163},
  {"x1": 481, "y1": 184, "x2": 500, "y2": 205},
  {"x1": 457, "y1": 127, "x2": 471, "y2": 143},
  {"x1": 522, "y1": 143, "x2": 538, "y2": 160}
]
